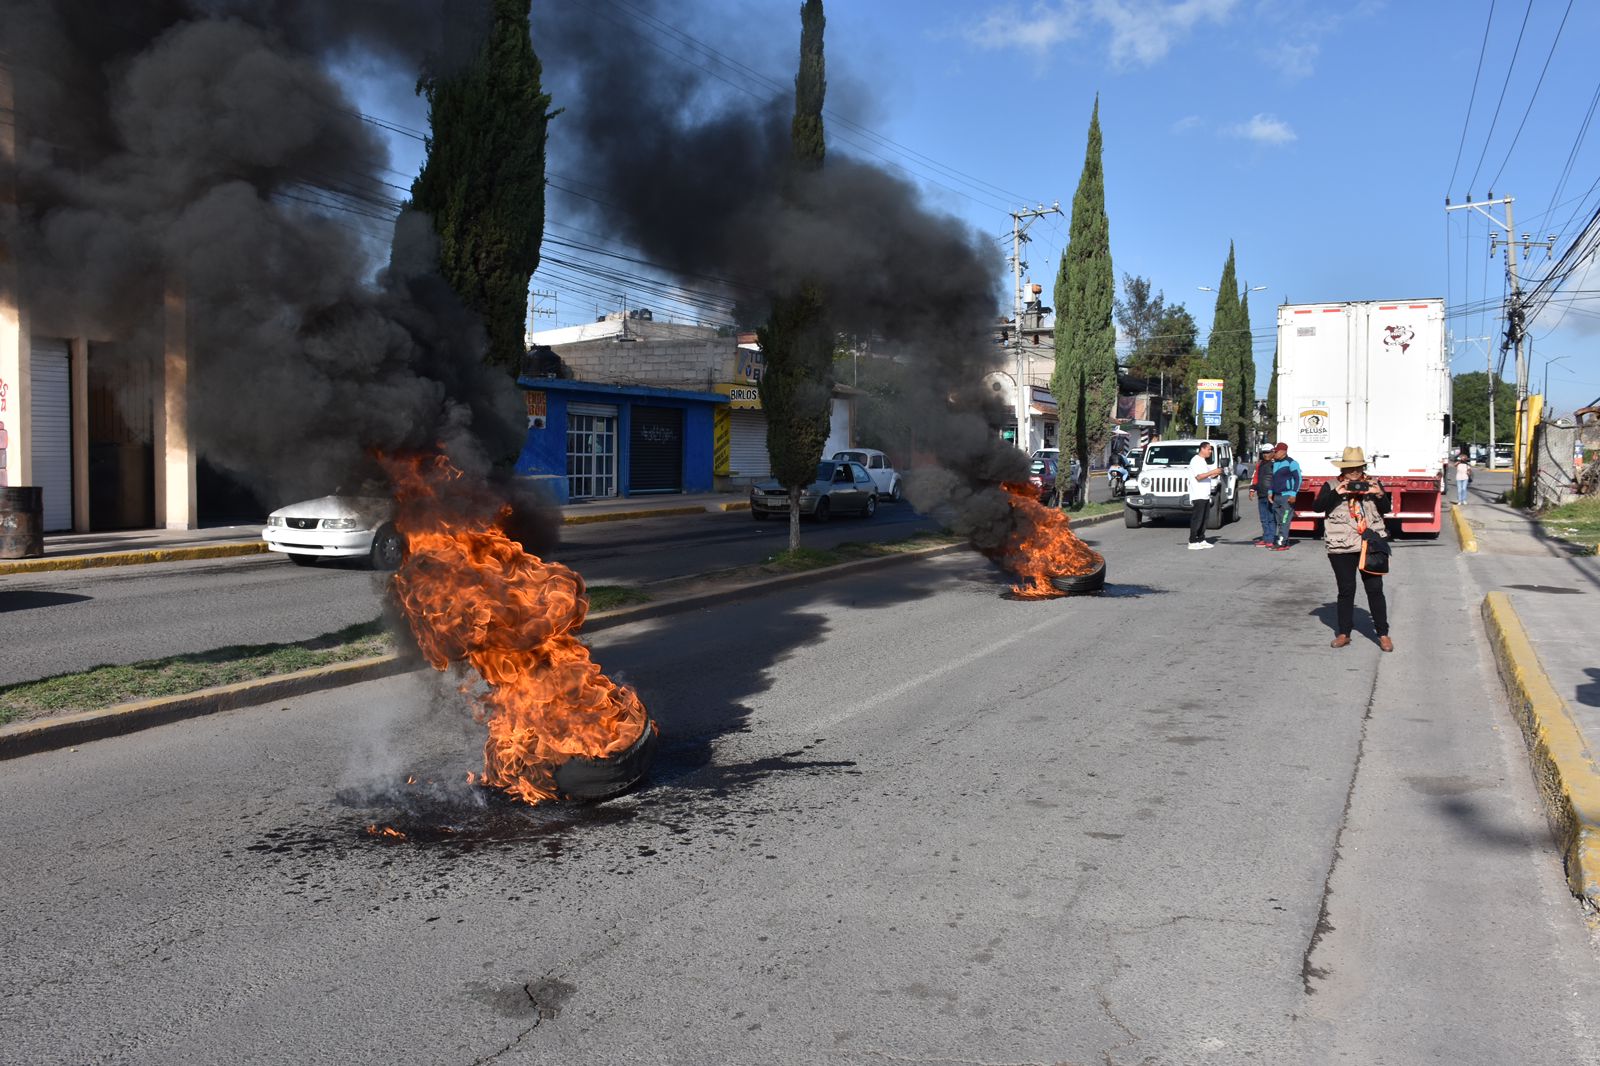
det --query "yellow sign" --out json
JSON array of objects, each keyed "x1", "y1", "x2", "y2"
[
  {"x1": 713, "y1": 407, "x2": 731, "y2": 476},
  {"x1": 714, "y1": 382, "x2": 762, "y2": 409}
]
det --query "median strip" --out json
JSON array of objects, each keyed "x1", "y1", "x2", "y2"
[
  {"x1": 1481, "y1": 592, "x2": 1600, "y2": 908},
  {"x1": 0, "y1": 541, "x2": 269, "y2": 576}
]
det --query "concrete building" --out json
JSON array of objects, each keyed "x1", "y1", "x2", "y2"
[
  {"x1": 994, "y1": 286, "x2": 1059, "y2": 454},
  {"x1": 525, "y1": 313, "x2": 855, "y2": 500}
]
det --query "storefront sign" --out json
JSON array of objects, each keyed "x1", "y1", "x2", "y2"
[
  {"x1": 524, "y1": 390, "x2": 547, "y2": 429},
  {"x1": 715, "y1": 382, "x2": 762, "y2": 409},
  {"x1": 736, "y1": 348, "x2": 764, "y2": 383}
]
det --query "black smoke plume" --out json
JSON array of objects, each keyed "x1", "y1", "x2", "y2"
[
  {"x1": 6, "y1": 0, "x2": 523, "y2": 502},
  {"x1": 533, "y1": 2, "x2": 1031, "y2": 548}
]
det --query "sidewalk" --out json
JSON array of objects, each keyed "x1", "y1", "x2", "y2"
[
  {"x1": 1457, "y1": 487, "x2": 1600, "y2": 904},
  {"x1": 1, "y1": 493, "x2": 753, "y2": 575}
]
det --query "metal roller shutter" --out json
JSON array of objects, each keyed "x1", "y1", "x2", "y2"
[
  {"x1": 30, "y1": 339, "x2": 73, "y2": 532},
  {"x1": 628, "y1": 406, "x2": 683, "y2": 494},
  {"x1": 727, "y1": 410, "x2": 769, "y2": 481}
]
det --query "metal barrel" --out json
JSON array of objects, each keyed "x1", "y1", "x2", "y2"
[{"x1": 0, "y1": 486, "x2": 45, "y2": 559}]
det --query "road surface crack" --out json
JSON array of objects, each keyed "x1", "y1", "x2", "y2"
[
  {"x1": 1300, "y1": 664, "x2": 1382, "y2": 995},
  {"x1": 467, "y1": 979, "x2": 560, "y2": 1066},
  {"x1": 1093, "y1": 986, "x2": 1142, "y2": 1066}
]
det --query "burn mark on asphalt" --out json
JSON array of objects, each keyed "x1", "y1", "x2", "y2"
[
  {"x1": 1084, "y1": 831, "x2": 1123, "y2": 840},
  {"x1": 1163, "y1": 735, "x2": 1222, "y2": 746},
  {"x1": 1405, "y1": 774, "x2": 1494, "y2": 796}
]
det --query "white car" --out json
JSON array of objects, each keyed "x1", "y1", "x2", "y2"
[
  {"x1": 264, "y1": 495, "x2": 404, "y2": 570},
  {"x1": 830, "y1": 448, "x2": 902, "y2": 502}
]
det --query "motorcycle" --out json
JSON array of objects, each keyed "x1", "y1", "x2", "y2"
[{"x1": 1107, "y1": 457, "x2": 1132, "y2": 498}]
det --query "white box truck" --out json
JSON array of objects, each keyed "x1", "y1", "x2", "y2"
[{"x1": 1275, "y1": 298, "x2": 1451, "y2": 535}]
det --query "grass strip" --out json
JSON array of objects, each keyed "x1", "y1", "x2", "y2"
[
  {"x1": 587, "y1": 585, "x2": 653, "y2": 612},
  {"x1": 1537, "y1": 496, "x2": 1600, "y2": 552},
  {"x1": 0, "y1": 620, "x2": 394, "y2": 723},
  {"x1": 762, "y1": 532, "x2": 962, "y2": 573}
]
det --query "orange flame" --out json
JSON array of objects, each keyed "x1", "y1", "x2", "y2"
[
  {"x1": 386, "y1": 455, "x2": 649, "y2": 804},
  {"x1": 993, "y1": 481, "x2": 1104, "y2": 599},
  {"x1": 366, "y1": 824, "x2": 407, "y2": 842}
]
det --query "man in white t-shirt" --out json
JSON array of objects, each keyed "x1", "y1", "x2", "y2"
[{"x1": 1187, "y1": 441, "x2": 1222, "y2": 549}]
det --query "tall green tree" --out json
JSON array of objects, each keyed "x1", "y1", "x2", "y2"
[
  {"x1": 759, "y1": 0, "x2": 834, "y2": 551},
  {"x1": 1235, "y1": 286, "x2": 1256, "y2": 451},
  {"x1": 1114, "y1": 273, "x2": 1165, "y2": 364},
  {"x1": 411, "y1": 0, "x2": 554, "y2": 373},
  {"x1": 1050, "y1": 97, "x2": 1116, "y2": 507},
  {"x1": 1265, "y1": 345, "x2": 1279, "y2": 437},
  {"x1": 1452, "y1": 371, "x2": 1516, "y2": 444}
]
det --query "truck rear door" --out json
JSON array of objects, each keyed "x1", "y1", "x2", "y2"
[
  {"x1": 1278, "y1": 303, "x2": 1355, "y2": 479},
  {"x1": 1361, "y1": 301, "x2": 1447, "y2": 479}
]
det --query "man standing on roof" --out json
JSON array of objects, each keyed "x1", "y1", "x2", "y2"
[
  {"x1": 1268, "y1": 442, "x2": 1302, "y2": 550},
  {"x1": 1250, "y1": 444, "x2": 1276, "y2": 546}
]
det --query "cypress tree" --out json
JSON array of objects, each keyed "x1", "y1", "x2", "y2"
[
  {"x1": 1203, "y1": 243, "x2": 1242, "y2": 443},
  {"x1": 759, "y1": 0, "x2": 834, "y2": 551},
  {"x1": 1236, "y1": 287, "x2": 1256, "y2": 451},
  {"x1": 1266, "y1": 345, "x2": 1279, "y2": 439},
  {"x1": 411, "y1": 0, "x2": 554, "y2": 373},
  {"x1": 1049, "y1": 97, "x2": 1116, "y2": 507}
]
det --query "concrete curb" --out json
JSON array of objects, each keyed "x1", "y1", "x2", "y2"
[
  {"x1": 1481, "y1": 591, "x2": 1600, "y2": 908},
  {"x1": 0, "y1": 653, "x2": 413, "y2": 761},
  {"x1": 1, "y1": 512, "x2": 1118, "y2": 759},
  {"x1": 0, "y1": 541, "x2": 269, "y2": 576},
  {"x1": 1450, "y1": 504, "x2": 1478, "y2": 553}
]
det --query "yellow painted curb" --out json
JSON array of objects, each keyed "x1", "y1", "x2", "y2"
[
  {"x1": 563, "y1": 505, "x2": 710, "y2": 525},
  {"x1": 1450, "y1": 504, "x2": 1478, "y2": 553},
  {"x1": 714, "y1": 500, "x2": 752, "y2": 512},
  {"x1": 0, "y1": 541, "x2": 269, "y2": 576},
  {"x1": 1482, "y1": 592, "x2": 1600, "y2": 907}
]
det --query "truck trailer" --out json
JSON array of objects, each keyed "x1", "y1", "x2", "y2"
[{"x1": 1275, "y1": 298, "x2": 1451, "y2": 536}]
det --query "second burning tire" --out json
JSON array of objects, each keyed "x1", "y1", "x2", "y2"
[{"x1": 1048, "y1": 559, "x2": 1107, "y2": 595}]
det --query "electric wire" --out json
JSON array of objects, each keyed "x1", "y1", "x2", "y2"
[
  {"x1": 1467, "y1": 0, "x2": 1534, "y2": 194},
  {"x1": 1487, "y1": 0, "x2": 1573, "y2": 191},
  {"x1": 1448, "y1": 0, "x2": 1496, "y2": 194}
]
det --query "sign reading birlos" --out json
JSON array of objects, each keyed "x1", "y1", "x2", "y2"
[{"x1": 1297, "y1": 400, "x2": 1331, "y2": 444}]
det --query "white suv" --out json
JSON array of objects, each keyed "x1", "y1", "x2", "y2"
[{"x1": 1123, "y1": 439, "x2": 1238, "y2": 530}]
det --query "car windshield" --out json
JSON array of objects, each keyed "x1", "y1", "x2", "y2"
[
  {"x1": 814, "y1": 462, "x2": 837, "y2": 483},
  {"x1": 1144, "y1": 445, "x2": 1203, "y2": 466},
  {"x1": 834, "y1": 451, "x2": 868, "y2": 464}
]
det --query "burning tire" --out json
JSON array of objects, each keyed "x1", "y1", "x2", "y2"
[
  {"x1": 551, "y1": 721, "x2": 660, "y2": 801},
  {"x1": 1048, "y1": 559, "x2": 1106, "y2": 595}
]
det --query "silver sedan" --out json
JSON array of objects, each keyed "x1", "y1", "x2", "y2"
[{"x1": 749, "y1": 461, "x2": 879, "y2": 522}]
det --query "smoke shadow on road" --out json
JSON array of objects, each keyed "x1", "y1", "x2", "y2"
[{"x1": 0, "y1": 591, "x2": 93, "y2": 612}]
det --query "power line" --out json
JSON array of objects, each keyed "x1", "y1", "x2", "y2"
[
  {"x1": 1448, "y1": 0, "x2": 1496, "y2": 194},
  {"x1": 1467, "y1": 0, "x2": 1534, "y2": 194},
  {"x1": 1488, "y1": 0, "x2": 1574, "y2": 191}
]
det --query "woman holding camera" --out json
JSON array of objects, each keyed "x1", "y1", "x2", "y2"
[{"x1": 1317, "y1": 446, "x2": 1393, "y2": 651}]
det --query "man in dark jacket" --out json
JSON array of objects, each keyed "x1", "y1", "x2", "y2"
[
  {"x1": 1249, "y1": 445, "x2": 1276, "y2": 546},
  {"x1": 1267, "y1": 443, "x2": 1303, "y2": 550}
]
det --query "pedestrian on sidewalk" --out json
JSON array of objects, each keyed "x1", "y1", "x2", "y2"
[
  {"x1": 1317, "y1": 446, "x2": 1393, "y2": 651},
  {"x1": 1454, "y1": 453, "x2": 1472, "y2": 506},
  {"x1": 1187, "y1": 441, "x2": 1222, "y2": 550},
  {"x1": 1268, "y1": 442, "x2": 1302, "y2": 550},
  {"x1": 1250, "y1": 444, "x2": 1276, "y2": 545}
]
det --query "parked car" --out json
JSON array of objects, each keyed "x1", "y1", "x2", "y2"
[
  {"x1": 1030, "y1": 448, "x2": 1082, "y2": 500},
  {"x1": 830, "y1": 448, "x2": 903, "y2": 502},
  {"x1": 1027, "y1": 456, "x2": 1065, "y2": 505},
  {"x1": 749, "y1": 460, "x2": 879, "y2": 522},
  {"x1": 1122, "y1": 439, "x2": 1238, "y2": 529},
  {"x1": 264, "y1": 495, "x2": 404, "y2": 569}
]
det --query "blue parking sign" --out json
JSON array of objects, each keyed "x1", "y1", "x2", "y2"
[{"x1": 1195, "y1": 389, "x2": 1223, "y2": 416}]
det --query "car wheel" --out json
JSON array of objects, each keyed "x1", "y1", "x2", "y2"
[
  {"x1": 890, "y1": 479, "x2": 902, "y2": 503},
  {"x1": 1124, "y1": 505, "x2": 1142, "y2": 528},
  {"x1": 1206, "y1": 501, "x2": 1224, "y2": 530},
  {"x1": 863, "y1": 494, "x2": 877, "y2": 518},
  {"x1": 288, "y1": 554, "x2": 318, "y2": 567},
  {"x1": 368, "y1": 524, "x2": 405, "y2": 571},
  {"x1": 812, "y1": 498, "x2": 831, "y2": 523},
  {"x1": 1049, "y1": 559, "x2": 1107, "y2": 594}
]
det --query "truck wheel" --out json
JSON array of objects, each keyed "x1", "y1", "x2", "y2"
[{"x1": 1124, "y1": 505, "x2": 1142, "y2": 528}]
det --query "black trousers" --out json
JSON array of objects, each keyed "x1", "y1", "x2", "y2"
[
  {"x1": 1189, "y1": 499, "x2": 1210, "y2": 542},
  {"x1": 1329, "y1": 551, "x2": 1388, "y2": 636}
]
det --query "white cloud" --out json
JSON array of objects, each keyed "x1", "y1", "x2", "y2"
[
  {"x1": 963, "y1": 2, "x2": 1084, "y2": 55},
  {"x1": 961, "y1": 0, "x2": 1236, "y2": 65},
  {"x1": 1094, "y1": 0, "x2": 1238, "y2": 66},
  {"x1": 1227, "y1": 113, "x2": 1297, "y2": 145},
  {"x1": 1170, "y1": 114, "x2": 1205, "y2": 133},
  {"x1": 1261, "y1": 40, "x2": 1319, "y2": 80}
]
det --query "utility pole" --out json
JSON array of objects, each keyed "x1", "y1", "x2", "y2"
[
  {"x1": 1444, "y1": 195, "x2": 1555, "y2": 494},
  {"x1": 1008, "y1": 202, "x2": 1061, "y2": 455}
]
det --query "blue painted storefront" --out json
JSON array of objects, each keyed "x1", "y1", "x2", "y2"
[{"x1": 514, "y1": 377, "x2": 725, "y2": 504}]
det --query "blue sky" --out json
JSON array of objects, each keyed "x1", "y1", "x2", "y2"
[{"x1": 351, "y1": 0, "x2": 1600, "y2": 417}]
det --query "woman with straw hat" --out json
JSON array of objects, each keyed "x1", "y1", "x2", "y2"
[{"x1": 1316, "y1": 446, "x2": 1393, "y2": 651}]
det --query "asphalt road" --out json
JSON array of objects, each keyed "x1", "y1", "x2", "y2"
[
  {"x1": 4, "y1": 515, "x2": 1598, "y2": 1064},
  {"x1": 0, "y1": 501, "x2": 935, "y2": 688}
]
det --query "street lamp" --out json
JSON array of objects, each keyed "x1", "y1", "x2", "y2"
[{"x1": 1542, "y1": 355, "x2": 1572, "y2": 400}]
